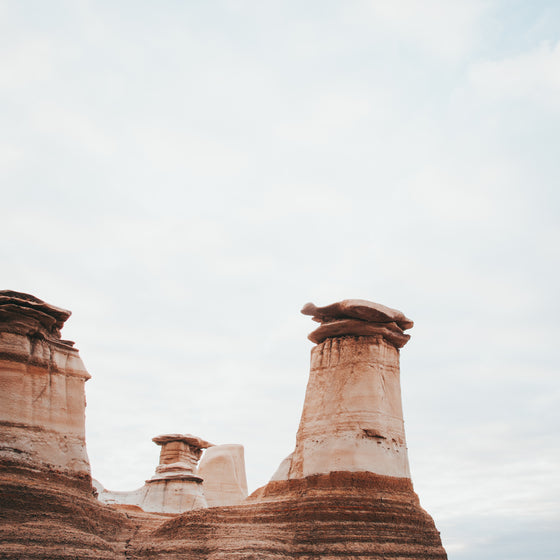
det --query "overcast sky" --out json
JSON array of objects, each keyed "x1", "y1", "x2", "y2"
[{"x1": 2, "y1": 1, "x2": 559, "y2": 558}]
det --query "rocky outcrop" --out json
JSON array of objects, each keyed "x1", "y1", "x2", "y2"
[
  {"x1": 271, "y1": 300, "x2": 414, "y2": 481},
  {"x1": 0, "y1": 291, "x2": 134, "y2": 559},
  {"x1": 97, "y1": 437, "x2": 249, "y2": 513},
  {"x1": 0, "y1": 293, "x2": 448, "y2": 559},
  {"x1": 199, "y1": 444, "x2": 248, "y2": 507},
  {"x1": 134, "y1": 299, "x2": 447, "y2": 560},
  {"x1": 98, "y1": 433, "x2": 213, "y2": 513},
  {"x1": 143, "y1": 472, "x2": 445, "y2": 560},
  {"x1": 0, "y1": 290, "x2": 92, "y2": 484},
  {"x1": 301, "y1": 299, "x2": 413, "y2": 347}
]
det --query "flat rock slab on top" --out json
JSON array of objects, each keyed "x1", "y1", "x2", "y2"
[
  {"x1": 152, "y1": 434, "x2": 214, "y2": 449},
  {"x1": 302, "y1": 299, "x2": 413, "y2": 348},
  {"x1": 0, "y1": 290, "x2": 72, "y2": 340},
  {"x1": 301, "y1": 299, "x2": 413, "y2": 330}
]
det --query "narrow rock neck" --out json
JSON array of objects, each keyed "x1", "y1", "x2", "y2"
[{"x1": 288, "y1": 335, "x2": 411, "y2": 480}]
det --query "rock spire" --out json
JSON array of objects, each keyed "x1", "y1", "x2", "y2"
[
  {"x1": 273, "y1": 299, "x2": 414, "y2": 481},
  {"x1": 0, "y1": 290, "x2": 92, "y2": 485}
]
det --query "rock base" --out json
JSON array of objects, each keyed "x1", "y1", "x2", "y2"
[{"x1": 136, "y1": 472, "x2": 447, "y2": 560}]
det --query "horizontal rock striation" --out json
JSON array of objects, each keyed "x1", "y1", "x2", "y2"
[
  {"x1": 199, "y1": 444, "x2": 249, "y2": 507},
  {"x1": 0, "y1": 290, "x2": 92, "y2": 485},
  {"x1": 133, "y1": 472, "x2": 445, "y2": 560},
  {"x1": 0, "y1": 465, "x2": 135, "y2": 560},
  {"x1": 0, "y1": 295, "x2": 447, "y2": 559},
  {"x1": 0, "y1": 291, "x2": 137, "y2": 559}
]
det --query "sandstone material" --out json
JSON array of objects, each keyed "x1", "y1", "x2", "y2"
[
  {"x1": 97, "y1": 433, "x2": 213, "y2": 514},
  {"x1": 301, "y1": 299, "x2": 414, "y2": 329},
  {"x1": 139, "y1": 471, "x2": 447, "y2": 560},
  {"x1": 281, "y1": 334, "x2": 411, "y2": 480},
  {"x1": 198, "y1": 444, "x2": 248, "y2": 507},
  {"x1": 302, "y1": 299, "x2": 413, "y2": 348},
  {"x1": 0, "y1": 293, "x2": 447, "y2": 559},
  {"x1": 151, "y1": 433, "x2": 212, "y2": 480},
  {"x1": 0, "y1": 291, "x2": 139, "y2": 559},
  {"x1": 0, "y1": 290, "x2": 91, "y2": 483}
]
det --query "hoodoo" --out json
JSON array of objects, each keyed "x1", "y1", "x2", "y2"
[
  {"x1": 0, "y1": 293, "x2": 448, "y2": 559},
  {"x1": 0, "y1": 290, "x2": 92, "y2": 484},
  {"x1": 0, "y1": 291, "x2": 132, "y2": 559},
  {"x1": 96, "y1": 433, "x2": 214, "y2": 513},
  {"x1": 147, "y1": 299, "x2": 448, "y2": 560},
  {"x1": 278, "y1": 299, "x2": 414, "y2": 481}
]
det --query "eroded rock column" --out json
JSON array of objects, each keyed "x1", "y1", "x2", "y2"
[
  {"x1": 141, "y1": 434, "x2": 212, "y2": 513},
  {"x1": 277, "y1": 299, "x2": 414, "y2": 481},
  {"x1": 0, "y1": 290, "x2": 91, "y2": 487}
]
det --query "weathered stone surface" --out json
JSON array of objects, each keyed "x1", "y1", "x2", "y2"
[
  {"x1": 301, "y1": 299, "x2": 414, "y2": 329},
  {"x1": 276, "y1": 334, "x2": 411, "y2": 480},
  {"x1": 139, "y1": 472, "x2": 447, "y2": 560},
  {"x1": 0, "y1": 290, "x2": 91, "y2": 483},
  {"x1": 0, "y1": 294, "x2": 447, "y2": 560},
  {"x1": 199, "y1": 444, "x2": 248, "y2": 507},
  {"x1": 0, "y1": 291, "x2": 136, "y2": 559},
  {"x1": 97, "y1": 433, "x2": 213, "y2": 514},
  {"x1": 302, "y1": 299, "x2": 413, "y2": 348}
]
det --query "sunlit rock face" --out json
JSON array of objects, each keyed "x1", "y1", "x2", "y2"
[
  {"x1": 199, "y1": 444, "x2": 248, "y2": 507},
  {"x1": 0, "y1": 290, "x2": 91, "y2": 483}
]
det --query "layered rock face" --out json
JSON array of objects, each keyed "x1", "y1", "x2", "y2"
[
  {"x1": 0, "y1": 291, "x2": 132, "y2": 559},
  {"x1": 98, "y1": 433, "x2": 213, "y2": 513},
  {"x1": 137, "y1": 300, "x2": 447, "y2": 560},
  {"x1": 280, "y1": 299, "x2": 413, "y2": 480},
  {"x1": 0, "y1": 294, "x2": 448, "y2": 559},
  {"x1": 0, "y1": 290, "x2": 91, "y2": 484},
  {"x1": 97, "y1": 438, "x2": 249, "y2": 513}
]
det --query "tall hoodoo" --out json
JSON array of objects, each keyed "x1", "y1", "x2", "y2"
[
  {"x1": 155, "y1": 299, "x2": 447, "y2": 560},
  {"x1": 0, "y1": 290, "x2": 92, "y2": 486},
  {"x1": 273, "y1": 299, "x2": 414, "y2": 481},
  {"x1": 295, "y1": 299, "x2": 412, "y2": 479},
  {"x1": 0, "y1": 291, "x2": 132, "y2": 560}
]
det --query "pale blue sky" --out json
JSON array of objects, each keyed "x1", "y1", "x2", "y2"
[{"x1": 1, "y1": 2, "x2": 559, "y2": 558}]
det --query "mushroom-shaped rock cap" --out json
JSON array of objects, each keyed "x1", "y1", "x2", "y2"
[
  {"x1": 302, "y1": 300, "x2": 413, "y2": 348},
  {"x1": 152, "y1": 434, "x2": 214, "y2": 449},
  {"x1": 301, "y1": 299, "x2": 413, "y2": 330},
  {"x1": 0, "y1": 290, "x2": 72, "y2": 340}
]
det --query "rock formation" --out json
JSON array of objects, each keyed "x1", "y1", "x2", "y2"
[
  {"x1": 199, "y1": 444, "x2": 248, "y2": 507},
  {"x1": 280, "y1": 299, "x2": 413, "y2": 480},
  {"x1": 0, "y1": 293, "x2": 448, "y2": 560},
  {"x1": 97, "y1": 433, "x2": 213, "y2": 513},
  {"x1": 0, "y1": 290, "x2": 91, "y2": 483},
  {"x1": 137, "y1": 299, "x2": 447, "y2": 560},
  {"x1": 0, "y1": 291, "x2": 133, "y2": 559}
]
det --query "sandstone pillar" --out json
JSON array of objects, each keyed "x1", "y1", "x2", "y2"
[
  {"x1": 151, "y1": 299, "x2": 447, "y2": 560},
  {"x1": 0, "y1": 290, "x2": 91, "y2": 487},
  {"x1": 272, "y1": 299, "x2": 415, "y2": 481},
  {"x1": 97, "y1": 433, "x2": 213, "y2": 513},
  {"x1": 142, "y1": 433, "x2": 212, "y2": 513}
]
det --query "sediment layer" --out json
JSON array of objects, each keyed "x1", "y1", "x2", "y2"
[{"x1": 134, "y1": 472, "x2": 446, "y2": 560}]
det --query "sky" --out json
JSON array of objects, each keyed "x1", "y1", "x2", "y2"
[{"x1": 1, "y1": 1, "x2": 559, "y2": 558}]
